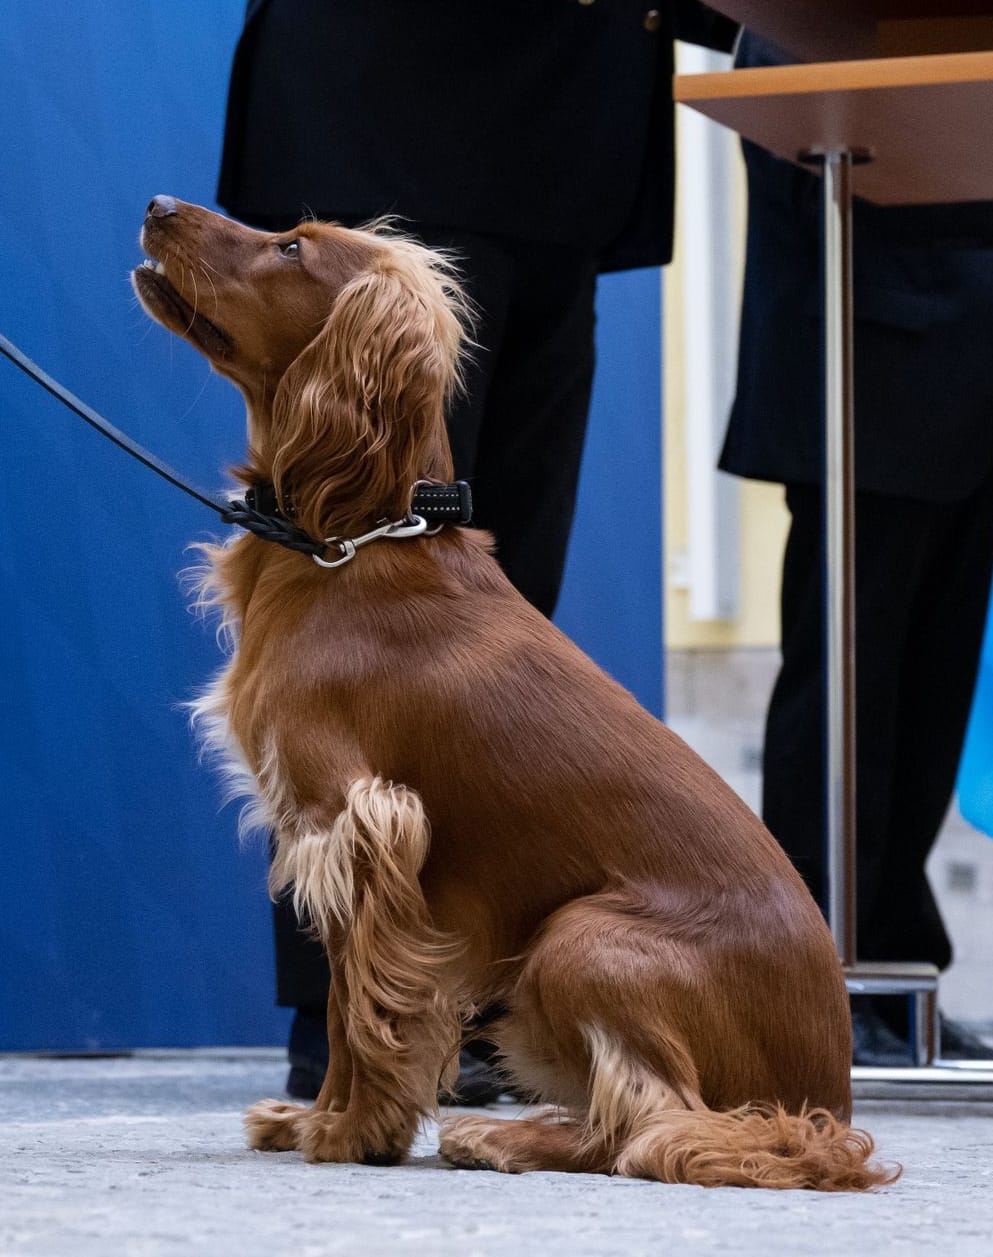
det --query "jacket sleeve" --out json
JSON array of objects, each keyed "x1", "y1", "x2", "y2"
[{"x1": 673, "y1": 1, "x2": 739, "y2": 53}]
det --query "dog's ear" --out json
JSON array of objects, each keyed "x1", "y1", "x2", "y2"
[{"x1": 270, "y1": 243, "x2": 467, "y2": 540}]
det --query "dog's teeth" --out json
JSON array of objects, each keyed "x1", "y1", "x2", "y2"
[{"x1": 155, "y1": 261, "x2": 166, "y2": 275}]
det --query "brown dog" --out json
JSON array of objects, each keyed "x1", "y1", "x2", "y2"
[{"x1": 133, "y1": 196, "x2": 895, "y2": 1190}]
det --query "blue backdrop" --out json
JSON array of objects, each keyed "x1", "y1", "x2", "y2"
[
  {"x1": 957, "y1": 607, "x2": 993, "y2": 839},
  {"x1": 0, "y1": 2, "x2": 663, "y2": 1050}
]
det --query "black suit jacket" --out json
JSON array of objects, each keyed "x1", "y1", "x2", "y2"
[
  {"x1": 721, "y1": 33, "x2": 993, "y2": 502},
  {"x1": 217, "y1": 0, "x2": 737, "y2": 273}
]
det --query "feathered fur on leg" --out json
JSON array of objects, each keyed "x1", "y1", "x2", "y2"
[{"x1": 249, "y1": 777, "x2": 462, "y2": 1163}]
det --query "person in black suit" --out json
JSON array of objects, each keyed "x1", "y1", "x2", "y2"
[
  {"x1": 722, "y1": 32, "x2": 993, "y2": 1065},
  {"x1": 217, "y1": 0, "x2": 739, "y2": 1098}
]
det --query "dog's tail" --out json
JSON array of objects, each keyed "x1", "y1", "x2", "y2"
[{"x1": 614, "y1": 1104, "x2": 900, "y2": 1191}]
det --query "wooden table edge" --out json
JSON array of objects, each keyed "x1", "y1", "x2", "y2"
[{"x1": 674, "y1": 48, "x2": 993, "y2": 102}]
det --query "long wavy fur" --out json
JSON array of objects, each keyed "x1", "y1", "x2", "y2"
[
  {"x1": 614, "y1": 1103, "x2": 899, "y2": 1191},
  {"x1": 442, "y1": 1029, "x2": 899, "y2": 1190},
  {"x1": 136, "y1": 199, "x2": 900, "y2": 1186},
  {"x1": 263, "y1": 231, "x2": 472, "y2": 540},
  {"x1": 580, "y1": 1023, "x2": 898, "y2": 1190},
  {"x1": 270, "y1": 777, "x2": 463, "y2": 1119}
]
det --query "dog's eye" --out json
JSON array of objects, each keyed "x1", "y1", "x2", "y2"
[{"x1": 276, "y1": 240, "x2": 300, "y2": 258}]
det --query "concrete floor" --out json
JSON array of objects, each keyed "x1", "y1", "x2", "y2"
[{"x1": 2, "y1": 1051, "x2": 993, "y2": 1257}]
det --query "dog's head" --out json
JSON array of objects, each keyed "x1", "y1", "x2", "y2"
[{"x1": 132, "y1": 196, "x2": 468, "y2": 536}]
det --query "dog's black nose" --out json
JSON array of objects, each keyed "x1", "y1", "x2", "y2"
[{"x1": 146, "y1": 195, "x2": 177, "y2": 220}]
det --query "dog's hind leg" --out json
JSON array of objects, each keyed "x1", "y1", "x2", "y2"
[
  {"x1": 441, "y1": 893, "x2": 703, "y2": 1175},
  {"x1": 248, "y1": 777, "x2": 461, "y2": 1164},
  {"x1": 443, "y1": 894, "x2": 895, "y2": 1189},
  {"x1": 440, "y1": 1109, "x2": 612, "y2": 1174}
]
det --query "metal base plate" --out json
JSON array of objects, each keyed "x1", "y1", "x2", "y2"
[{"x1": 853, "y1": 1060, "x2": 993, "y2": 1101}]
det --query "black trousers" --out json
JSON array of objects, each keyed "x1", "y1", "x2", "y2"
[
  {"x1": 763, "y1": 474, "x2": 993, "y2": 971},
  {"x1": 256, "y1": 222, "x2": 599, "y2": 1009}
]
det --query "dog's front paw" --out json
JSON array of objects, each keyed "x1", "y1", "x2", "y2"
[
  {"x1": 297, "y1": 1109, "x2": 408, "y2": 1166},
  {"x1": 244, "y1": 1099, "x2": 307, "y2": 1152}
]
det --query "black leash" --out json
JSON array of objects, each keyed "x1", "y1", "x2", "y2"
[
  {"x1": 0, "y1": 332, "x2": 471, "y2": 563},
  {"x1": 1, "y1": 331, "x2": 225, "y2": 516}
]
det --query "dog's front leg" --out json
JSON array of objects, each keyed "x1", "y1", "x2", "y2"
[
  {"x1": 245, "y1": 947, "x2": 353, "y2": 1153},
  {"x1": 314, "y1": 957, "x2": 354, "y2": 1110},
  {"x1": 298, "y1": 950, "x2": 457, "y2": 1165},
  {"x1": 248, "y1": 777, "x2": 460, "y2": 1165},
  {"x1": 299, "y1": 778, "x2": 461, "y2": 1165}
]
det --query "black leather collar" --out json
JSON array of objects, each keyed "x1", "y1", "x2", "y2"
[
  {"x1": 244, "y1": 479, "x2": 473, "y2": 527},
  {"x1": 221, "y1": 478, "x2": 474, "y2": 563}
]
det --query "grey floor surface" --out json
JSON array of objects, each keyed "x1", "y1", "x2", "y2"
[{"x1": 2, "y1": 1052, "x2": 992, "y2": 1257}]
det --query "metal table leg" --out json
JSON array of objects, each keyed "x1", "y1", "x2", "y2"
[
  {"x1": 821, "y1": 150, "x2": 858, "y2": 968},
  {"x1": 807, "y1": 147, "x2": 941, "y2": 1068}
]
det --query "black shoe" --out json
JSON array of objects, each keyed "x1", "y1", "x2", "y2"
[
  {"x1": 851, "y1": 1005, "x2": 914, "y2": 1067},
  {"x1": 439, "y1": 1050, "x2": 507, "y2": 1107},
  {"x1": 286, "y1": 1006, "x2": 328, "y2": 1100},
  {"x1": 289, "y1": 1047, "x2": 506, "y2": 1105},
  {"x1": 284, "y1": 1007, "x2": 508, "y2": 1105},
  {"x1": 939, "y1": 1014, "x2": 993, "y2": 1060},
  {"x1": 286, "y1": 1062, "x2": 324, "y2": 1100}
]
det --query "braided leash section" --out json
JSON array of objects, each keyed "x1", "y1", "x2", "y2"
[
  {"x1": 219, "y1": 500, "x2": 327, "y2": 558},
  {"x1": 0, "y1": 334, "x2": 476, "y2": 560}
]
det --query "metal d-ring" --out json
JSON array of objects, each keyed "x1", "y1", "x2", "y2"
[
  {"x1": 386, "y1": 514, "x2": 430, "y2": 540},
  {"x1": 411, "y1": 480, "x2": 447, "y2": 535}
]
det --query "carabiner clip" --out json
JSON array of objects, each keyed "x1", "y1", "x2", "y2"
[{"x1": 310, "y1": 514, "x2": 428, "y2": 568}]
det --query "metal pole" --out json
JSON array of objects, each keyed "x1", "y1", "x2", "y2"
[
  {"x1": 822, "y1": 151, "x2": 858, "y2": 966},
  {"x1": 815, "y1": 147, "x2": 941, "y2": 1067}
]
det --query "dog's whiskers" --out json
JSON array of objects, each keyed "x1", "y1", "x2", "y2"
[{"x1": 197, "y1": 256, "x2": 221, "y2": 314}]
